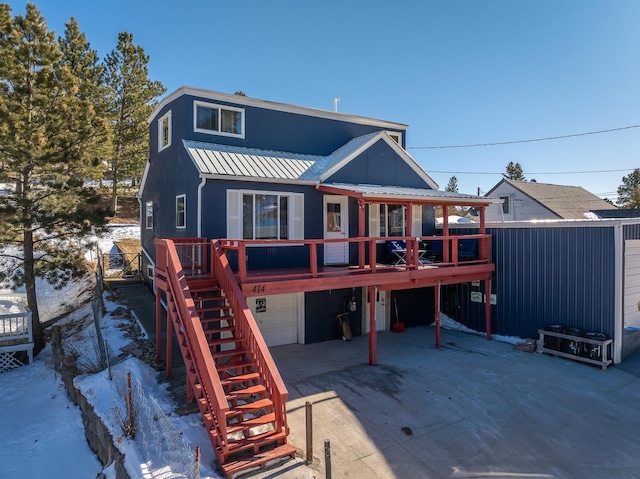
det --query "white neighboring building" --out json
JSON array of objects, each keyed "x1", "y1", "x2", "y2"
[{"x1": 484, "y1": 178, "x2": 617, "y2": 222}]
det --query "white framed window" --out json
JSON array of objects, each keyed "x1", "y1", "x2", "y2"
[
  {"x1": 145, "y1": 201, "x2": 153, "y2": 229},
  {"x1": 176, "y1": 195, "x2": 186, "y2": 229},
  {"x1": 194, "y1": 100, "x2": 244, "y2": 138},
  {"x1": 369, "y1": 204, "x2": 421, "y2": 238},
  {"x1": 500, "y1": 195, "x2": 510, "y2": 214},
  {"x1": 158, "y1": 111, "x2": 171, "y2": 151},
  {"x1": 386, "y1": 131, "x2": 402, "y2": 145},
  {"x1": 147, "y1": 265, "x2": 154, "y2": 278},
  {"x1": 227, "y1": 190, "x2": 303, "y2": 240}
]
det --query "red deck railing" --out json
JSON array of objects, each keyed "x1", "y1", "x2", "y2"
[
  {"x1": 219, "y1": 233, "x2": 491, "y2": 284},
  {"x1": 210, "y1": 240, "x2": 289, "y2": 436},
  {"x1": 155, "y1": 239, "x2": 230, "y2": 455}
]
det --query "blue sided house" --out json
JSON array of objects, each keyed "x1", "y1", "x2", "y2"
[{"x1": 138, "y1": 86, "x2": 499, "y2": 475}]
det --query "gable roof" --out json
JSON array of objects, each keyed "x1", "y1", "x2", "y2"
[
  {"x1": 183, "y1": 131, "x2": 438, "y2": 188},
  {"x1": 317, "y1": 131, "x2": 438, "y2": 188},
  {"x1": 485, "y1": 178, "x2": 617, "y2": 219},
  {"x1": 150, "y1": 86, "x2": 408, "y2": 131}
]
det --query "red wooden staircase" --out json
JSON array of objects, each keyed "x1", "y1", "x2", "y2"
[{"x1": 155, "y1": 239, "x2": 296, "y2": 477}]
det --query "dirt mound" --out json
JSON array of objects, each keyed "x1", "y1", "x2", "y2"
[{"x1": 95, "y1": 195, "x2": 140, "y2": 224}]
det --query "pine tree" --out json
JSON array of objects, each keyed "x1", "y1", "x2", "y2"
[
  {"x1": 0, "y1": 3, "x2": 109, "y2": 354},
  {"x1": 503, "y1": 161, "x2": 526, "y2": 181},
  {"x1": 617, "y1": 169, "x2": 640, "y2": 208},
  {"x1": 445, "y1": 175, "x2": 458, "y2": 193},
  {"x1": 58, "y1": 16, "x2": 110, "y2": 184},
  {"x1": 103, "y1": 32, "x2": 165, "y2": 215}
]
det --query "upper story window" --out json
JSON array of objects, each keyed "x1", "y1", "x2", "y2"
[
  {"x1": 227, "y1": 190, "x2": 303, "y2": 241},
  {"x1": 500, "y1": 195, "x2": 510, "y2": 214},
  {"x1": 194, "y1": 100, "x2": 244, "y2": 138},
  {"x1": 145, "y1": 201, "x2": 153, "y2": 229},
  {"x1": 158, "y1": 111, "x2": 171, "y2": 151},
  {"x1": 176, "y1": 195, "x2": 186, "y2": 229}
]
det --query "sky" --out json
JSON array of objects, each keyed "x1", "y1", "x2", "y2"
[{"x1": 4, "y1": 0, "x2": 640, "y2": 201}]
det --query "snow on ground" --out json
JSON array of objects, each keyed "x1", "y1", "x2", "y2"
[
  {"x1": 0, "y1": 345, "x2": 104, "y2": 478},
  {"x1": 0, "y1": 223, "x2": 524, "y2": 479},
  {"x1": 0, "y1": 225, "x2": 221, "y2": 479}
]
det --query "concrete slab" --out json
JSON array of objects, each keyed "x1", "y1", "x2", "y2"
[
  {"x1": 119, "y1": 286, "x2": 640, "y2": 478},
  {"x1": 251, "y1": 328, "x2": 640, "y2": 479}
]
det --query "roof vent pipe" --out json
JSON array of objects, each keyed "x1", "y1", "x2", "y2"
[{"x1": 334, "y1": 96, "x2": 340, "y2": 112}]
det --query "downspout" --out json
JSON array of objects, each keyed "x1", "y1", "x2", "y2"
[
  {"x1": 614, "y1": 221, "x2": 623, "y2": 364},
  {"x1": 197, "y1": 176, "x2": 206, "y2": 238}
]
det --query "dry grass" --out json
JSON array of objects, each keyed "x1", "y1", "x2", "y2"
[{"x1": 114, "y1": 239, "x2": 141, "y2": 254}]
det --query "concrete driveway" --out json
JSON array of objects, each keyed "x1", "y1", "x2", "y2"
[{"x1": 249, "y1": 326, "x2": 640, "y2": 479}]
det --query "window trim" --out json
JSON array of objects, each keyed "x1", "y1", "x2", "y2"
[
  {"x1": 500, "y1": 195, "x2": 510, "y2": 214},
  {"x1": 193, "y1": 100, "x2": 245, "y2": 138},
  {"x1": 158, "y1": 111, "x2": 172, "y2": 151},
  {"x1": 176, "y1": 194, "x2": 186, "y2": 229},
  {"x1": 227, "y1": 189, "x2": 303, "y2": 242},
  {"x1": 369, "y1": 203, "x2": 422, "y2": 239},
  {"x1": 145, "y1": 201, "x2": 153, "y2": 230}
]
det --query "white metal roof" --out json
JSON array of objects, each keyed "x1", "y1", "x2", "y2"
[
  {"x1": 321, "y1": 183, "x2": 502, "y2": 205},
  {"x1": 183, "y1": 140, "x2": 323, "y2": 181}
]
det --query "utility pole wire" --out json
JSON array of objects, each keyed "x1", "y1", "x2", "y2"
[{"x1": 408, "y1": 125, "x2": 640, "y2": 149}]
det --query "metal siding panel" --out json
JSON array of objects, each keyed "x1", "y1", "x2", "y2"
[{"x1": 452, "y1": 226, "x2": 616, "y2": 339}]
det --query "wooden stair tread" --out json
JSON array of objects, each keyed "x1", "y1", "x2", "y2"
[
  {"x1": 201, "y1": 315, "x2": 234, "y2": 324},
  {"x1": 210, "y1": 348, "x2": 248, "y2": 359},
  {"x1": 227, "y1": 398, "x2": 272, "y2": 415},
  {"x1": 221, "y1": 443, "x2": 296, "y2": 476},
  {"x1": 217, "y1": 358, "x2": 254, "y2": 372},
  {"x1": 203, "y1": 325, "x2": 236, "y2": 334},
  {"x1": 226, "y1": 412, "x2": 276, "y2": 434},
  {"x1": 227, "y1": 384, "x2": 266, "y2": 397},
  {"x1": 209, "y1": 337, "x2": 241, "y2": 346},
  {"x1": 221, "y1": 372, "x2": 260, "y2": 385}
]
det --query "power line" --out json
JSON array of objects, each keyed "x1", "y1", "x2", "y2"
[
  {"x1": 408, "y1": 124, "x2": 640, "y2": 149},
  {"x1": 429, "y1": 168, "x2": 635, "y2": 175}
]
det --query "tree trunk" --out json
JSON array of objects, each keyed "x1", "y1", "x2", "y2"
[
  {"x1": 111, "y1": 166, "x2": 118, "y2": 216},
  {"x1": 23, "y1": 221, "x2": 44, "y2": 355}
]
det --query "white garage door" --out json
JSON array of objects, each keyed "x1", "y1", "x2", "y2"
[
  {"x1": 248, "y1": 293, "x2": 302, "y2": 346},
  {"x1": 624, "y1": 240, "x2": 640, "y2": 329}
]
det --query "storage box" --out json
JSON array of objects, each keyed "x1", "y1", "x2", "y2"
[{"x1": 516, "y1": 338, "x2": 537, "y2": 353}]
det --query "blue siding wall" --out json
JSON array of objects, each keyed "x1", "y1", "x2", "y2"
[
  {"x1": 305, "y1": 288, "x2": 363, "y2": 343},
  {"x1": 325, "y1": 140, "x2": 430, "y2": 189},
  {"x1": 200, "y1": 180, "x2": 324, "y2": 270},
  {"x1": 141, "y1": 106, "x2": 202, "y2": 264},
  {"x1": 447, "y1": 226, "x2": 616, "y2": 339},
  {"x1": 177, "y1": 94, "x2": 404, "y2": 155}
]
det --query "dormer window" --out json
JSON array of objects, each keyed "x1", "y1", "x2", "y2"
[{"x1": 194, "y1": 100, "x2": 244, "y2": 138}]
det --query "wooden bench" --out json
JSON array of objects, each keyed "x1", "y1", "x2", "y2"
[{"x1": 538, "y1": 329, "x2": 613, "y2": 370}]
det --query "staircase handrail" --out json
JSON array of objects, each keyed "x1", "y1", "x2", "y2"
[
  {"x1": 210, "y1": 240, "x2": 290, "y2": 435},
  {"x1": 158, "y1": 239, "x2": 230, "y2": 452}
]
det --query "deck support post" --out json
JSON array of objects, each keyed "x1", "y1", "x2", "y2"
[
  {"x1": 435, "y1": 281, "x2": 441, "y2": 349},
  {"x1": 484, "y1": 279, "x2": 492, "y2": 340},
  {"x1": 155, "y1": 289, "x2": 162, "y2": 364},
  {"x1": 358, "y1": 199, "x2": 365, "y2": 269},
  {"x1": 368, "y1": 285, "x2": 377, "y2": 365}
]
